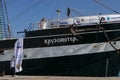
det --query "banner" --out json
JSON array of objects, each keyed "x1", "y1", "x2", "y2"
[{"x1": 14, "y1": 38, "x2": 24, "y2": 72}]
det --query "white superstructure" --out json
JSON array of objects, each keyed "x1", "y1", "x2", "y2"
[{"x1": 47, "y1": 14, "x2": 120, "y2": 27}]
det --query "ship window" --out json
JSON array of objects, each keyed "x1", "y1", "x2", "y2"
[{"x1": 0, "y1": 50, "x2": 4, "y2": 55}]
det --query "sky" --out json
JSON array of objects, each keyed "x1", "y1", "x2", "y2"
[{"x1": 3, "y1": 0, "x2": 120, "y2": 38}]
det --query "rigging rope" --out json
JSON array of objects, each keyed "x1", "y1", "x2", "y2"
[
  {"x1": 93, "y1": 0, "x2": 120, "y2": 14},
  {"x1": 98, "y1": 17, "x2": 120, "y2": 53},
  {"x1": 70, "y1": 23, "x2": 84, "y2": 40},
  {"x1": 68, "y1": 8, "x2": 84, "y2": 17},
  {"x1": 70, "y1": 16, "x2": 120, "y2": 53},
  {"x1": 6, "y1": 0, "x2": 21, "y2": 6},
  {"x1": 10, "y1": 0, "x2": 45, "y2": 23}
]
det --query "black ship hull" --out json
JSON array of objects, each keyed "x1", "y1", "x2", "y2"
[
  {"x1": 1, "y1": 22, "x2": 120, "y2": 77},
  {"x1": 1, "y1": 50, "x2": 120, "y2": 77}
]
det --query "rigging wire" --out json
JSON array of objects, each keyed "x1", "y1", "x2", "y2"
[
  {"x1": 10, "y1": 0, "x2": 45, "y2": 23},
  {"x1": 68, "y1": 8, "x2": 84, "y2": 16},
  {"x1": 6, "y1": 0, "x2": 21, "y2": 6},
  {"x1": 93, "y1": 0, "x2": 120, "y2": 14},
  {"x1": 98, "y1": 17, "x2": 120, "y2": 53},
  {"x1": 51, "y1": 0, "x2": 60, "y2": 19},
  {"x1": 13, "y1": 0, "x2": 52, "y2": 30},
  {"x1": 51, "y1": 0, "x2": 81, "y2": 18},
  {"x1": 65, "y1": 0, "x2": 85, "y2": 17},
  {"x1": 51, "y1": 0, "x2": 67, "y2": 19},
  {"x1": 70, "y1": 8, "x2": 100, "y2": 15}
]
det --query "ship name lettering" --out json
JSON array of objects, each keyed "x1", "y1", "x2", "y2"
[{"x1": 44, "y1": 37, "x2": 78, "y2": 45}]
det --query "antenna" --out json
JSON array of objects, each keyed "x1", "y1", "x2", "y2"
[
  {"x1": 94, "y1": 0, "x2": 120, "y2": 14},
  {"x1": 56, "y1": 9, "x2": 61, "y2": 27},
  {"x1": 67, "y1": 8, "x2": 70, "y2": 18}
]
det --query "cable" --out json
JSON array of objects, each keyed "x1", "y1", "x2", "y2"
[
  {"x1": 69, "y1": 8, "x2": 84, "y2": 16},
  {"x1": 10, "y1": 0, "x2": 45, "y2": 23},
  {"x1": 98, "y1": 17, "x2": 120, "y2": 52},
  {"x1": 93, "y1": 0, "x2": 120, "y2": 14},
  {"x1": 6, "y1": 0, "x2": 21, "y2": 6}
]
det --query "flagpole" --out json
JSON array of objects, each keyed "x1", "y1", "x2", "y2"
[
  {"x1": 14, "y1": 57, "x2": 16, "y2": 76},
  {"x1": 14, "y1": 66, "x2": 16, "y2": 80}
]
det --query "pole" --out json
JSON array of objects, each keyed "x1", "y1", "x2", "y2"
[
  {"x1": 56, "y1": 9, "x2": 60, "y2": 27},
  {"x1": 105, "y1": 58, "x2": 109, "y2": 77},
  {"x1": 4, "y1": 0, "x2": 12, "y2": 38}
]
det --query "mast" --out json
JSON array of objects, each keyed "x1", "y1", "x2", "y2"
[
  {"x1": 4, "y1": 0, "x2": 12, "y2": 38},
  {"x1": 0, "y1": 0, "x2": 11, "y2": 40}
]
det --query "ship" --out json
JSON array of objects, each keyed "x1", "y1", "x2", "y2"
[{"x1": 1, "y1": 0, "x2": 120, "y2": 77}]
